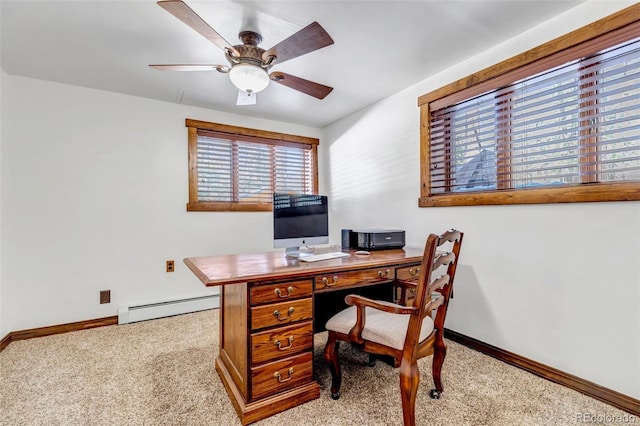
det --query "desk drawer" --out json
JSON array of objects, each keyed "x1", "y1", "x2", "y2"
[
  {"x1": 251, "y1": 352, "x2": 314, "y2": 400},
  {"x1": 315, "y1": 266, "x2": 396, "y2": 291},
  {"x1": 251, "y1": 321, "x2": 313, "y2": 365},
  {"x1": 396, "y1": 264, "x2": 422, "y2": 281},
  {"x1": 250, "y1": 279, "x2": 313, "y2": 306},
  {"x1": 251, "y1": 298, "x2": 313, "y2": 331}
]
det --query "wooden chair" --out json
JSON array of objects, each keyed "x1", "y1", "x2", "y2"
[{"x1": 323, "y1": 229, "x2": 463, "y2": 426}]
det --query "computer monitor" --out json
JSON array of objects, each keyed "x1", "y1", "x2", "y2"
[{"x1": 273, "y1": 192, "x2": 329, "y2": 258}]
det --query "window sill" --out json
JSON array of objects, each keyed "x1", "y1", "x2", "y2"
[
  {"x1": 419, "y1": 182, "x2": 640, "y2": 207},
  {"x1": 187, "y1": 201, "x2": 273, "y2": 212}
]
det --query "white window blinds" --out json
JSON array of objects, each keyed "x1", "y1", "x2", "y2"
[
  {"x1": 196, "y1": 131, "x2": 315, "y2": 204},
  {"x1": 429, "y1": 36, "x2": 640, "y2": 194}
]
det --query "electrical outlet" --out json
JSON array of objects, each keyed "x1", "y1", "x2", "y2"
[
  {"x1": 100, "y1": 290, "x2": 111, "y2": 304},
  {"x1": 166, "y1": 260, "x2": 175, "y2": 272}
]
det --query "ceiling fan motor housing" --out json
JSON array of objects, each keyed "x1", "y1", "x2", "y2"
[{"x1": 226, "y1": 31, "x2": 271, "y2": 69}]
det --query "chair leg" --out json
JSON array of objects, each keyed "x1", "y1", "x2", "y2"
[
  {"x1": 430, "y1": 331, "x2": 447, "y2": 399},
  {"x1": 323, "y1": 331, "x2": 342, "y2": 400},
  {"x1": 399, "y1": 359, "x2": 419, "y2": 426},
  {"x1": 368, "y1": 353, "x2": 376, "y2": 367}
]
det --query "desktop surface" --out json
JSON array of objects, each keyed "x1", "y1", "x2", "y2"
[{"x1": 184, "y1": 247, "x2": 423, "y2": 287}]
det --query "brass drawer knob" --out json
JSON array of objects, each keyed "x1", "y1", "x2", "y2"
[
  {"x1": 273, "y1": 307, "x2": 295, "y2": 321},
  {"x1": 274, "y1": 286, "x2": 294, "y2": 298},
  {"x1": 321, "y1": 276, "x2": 339, "y2": 287},
  {"x1": 274, "y1": 336, "x2": 294, "y2": 350},
  {"x1": 274, "y1": 367, "x2": 294, "y2": 383},
  {"x1": 377, "y1": 269, "x2": 391, "y2": 278},
  {"x1": 409, "y1": 267, "x2": 421, "y2": 276}
]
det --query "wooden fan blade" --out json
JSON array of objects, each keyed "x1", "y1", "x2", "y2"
[
  {"x1": 262, "y1": 22, "x2": 334, "y2": 65},
  {"x1": 149, "y1": 64, "x2": 229, "y2": 72},
  {"x1": 157, "y1": 0, "x2": 239, "y2": 57},
  {"x1": 270, "y1": 72, "x2": 333, "y2": 99}
]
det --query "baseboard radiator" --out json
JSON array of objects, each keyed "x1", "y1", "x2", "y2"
[{"x1": 118, "y1": 294, "x2": 219, "y2": 325}]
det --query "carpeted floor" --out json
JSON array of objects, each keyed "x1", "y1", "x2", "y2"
[{"x1": 0, "y1": 310, "x2": 632, "y2": 425}]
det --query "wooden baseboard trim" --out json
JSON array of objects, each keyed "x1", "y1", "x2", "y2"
[
  {"x1": 0, "y1": 316, "x2": 118, "y2": 353},
  {"x1": 0, "y1": 333, "x2": 11, "y2": 352},
  {"x1": 444, "y1": 328, "x2": 640, "y2": 417}
]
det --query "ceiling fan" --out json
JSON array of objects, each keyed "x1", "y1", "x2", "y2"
[{"x1": 150, "y1": 0, "x2": 334, "y2": 104}]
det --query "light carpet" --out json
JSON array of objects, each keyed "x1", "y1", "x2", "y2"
[{"x1": 0, "y1": 310, "x2": 632, "y2": 425}]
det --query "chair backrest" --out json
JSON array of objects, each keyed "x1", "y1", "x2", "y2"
[{"x1": 403, "y1": 230, "x2": 463, "y2": 356}]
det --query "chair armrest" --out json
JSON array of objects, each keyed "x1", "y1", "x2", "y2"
[
  {"x1": 395, "y1": 279, "x2": 417, "y2": 289},
  {"x1": 344, "y1": 295, "x2": 417, "y2": 345},
  {"x1": 345, "y1": 294, "x2": 417, "y2": 315},
  {"x1": 394, "y1": 279, "x2": 417, "y2": 306}
]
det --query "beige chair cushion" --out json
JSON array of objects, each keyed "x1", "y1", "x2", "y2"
[{"x1": 325, "y1": 306, "x2": 435, "y2": 351}]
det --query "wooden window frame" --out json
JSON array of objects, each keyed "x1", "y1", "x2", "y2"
[
  {"x1": 418, "y1": 4, "x2": 640, "y2": 207},
  {"x1": 186, "y1": 119, "x2": 319, "y2": 212}
]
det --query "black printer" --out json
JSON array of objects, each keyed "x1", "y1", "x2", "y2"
[{"x1": 342, "y1": 229, "x2": 406, "y2": 250}]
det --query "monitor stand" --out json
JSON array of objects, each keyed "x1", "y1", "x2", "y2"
[{"x1": 285, "y1": 247, "x2": 309, "y2": 259}]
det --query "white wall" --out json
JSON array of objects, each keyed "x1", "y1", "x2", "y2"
[
  {"x1": 0, "y1": 73, "x2": 320, "y2": 336},
  {"x1": 0, "y1": 69, "x2": 5, "y2": 337},
  {"x1": 321, "y1": 0, "x2": 640, "y2": 399}
]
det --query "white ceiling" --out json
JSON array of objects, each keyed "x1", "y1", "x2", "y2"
[{"x1": 1, "y1": 0, "x2": 585, "y2": 128}]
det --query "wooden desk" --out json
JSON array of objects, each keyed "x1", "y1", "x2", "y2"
[{"x1": 184, "y1": 248, "x2": 423, "y2": 425}]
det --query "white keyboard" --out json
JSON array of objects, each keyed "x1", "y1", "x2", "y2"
[{"x1": 300, "y1": 252, "x2": 351, "y2": 262}]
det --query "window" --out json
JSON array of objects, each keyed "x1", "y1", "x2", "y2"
[
  {"x1": 418, "y1": 5, "x2": 640, "y2": 207},
  {"x1": 185, "y1": 119, "x2": 319, "y2": 211}
]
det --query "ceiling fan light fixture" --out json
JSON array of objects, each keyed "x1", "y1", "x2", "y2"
[{"x1": 229, "y1": 63, "x2": 270, "y2": 94}]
